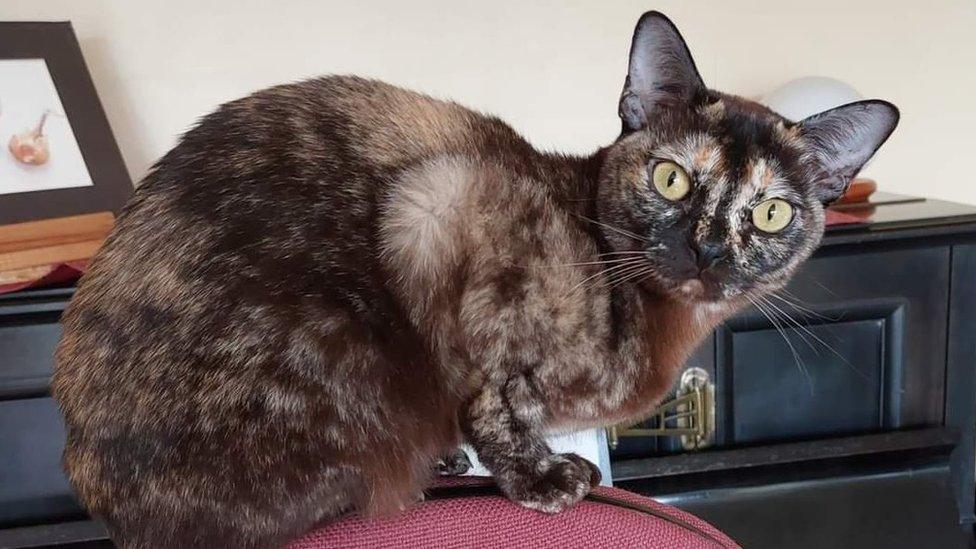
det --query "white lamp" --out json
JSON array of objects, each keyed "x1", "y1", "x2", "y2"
[{"x1": 761, "y1": 76, "x2": 863, "y2": 122}]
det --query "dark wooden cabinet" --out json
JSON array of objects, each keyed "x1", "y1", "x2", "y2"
[
  {"x1": 1, "y1": 194, "x2": 976, "y2": 548},
  {"x1": 612, "y1": 195, "x2": 976, "y2": 548}
]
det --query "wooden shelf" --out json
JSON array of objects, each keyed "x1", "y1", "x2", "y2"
[
  {"x1": 0, "y1": 520, "x2": 108, "y2": 548},
  {"x1": 611, "y1": 428, "x2": 957, "y2": 482}
]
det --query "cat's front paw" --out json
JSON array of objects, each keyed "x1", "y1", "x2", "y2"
[{"x1": 505, "y1": 453, "x2": 601, "y2": 514}]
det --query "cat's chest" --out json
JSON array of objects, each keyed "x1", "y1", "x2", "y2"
[{"x1": 543, "y1": 297, "x2": 722, "y2": 428}]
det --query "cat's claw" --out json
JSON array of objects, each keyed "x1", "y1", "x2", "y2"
[{"x1": 508, "y1": 453, "x2": 601, "y2": 514}]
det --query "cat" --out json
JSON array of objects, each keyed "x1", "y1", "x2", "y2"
[{"x1": 52, "y1": 11, "x2": 898, "y2": 549}]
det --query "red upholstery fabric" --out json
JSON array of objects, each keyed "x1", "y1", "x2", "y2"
[{"x1": 289, "y1": 480, "x2": 739, "y2": 548}]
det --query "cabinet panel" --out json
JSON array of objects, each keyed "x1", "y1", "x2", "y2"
[
  {"x1": 0, "y1": 397, "x2": 82, "y2": 527},
  {"x1": 781, "y1": 246, "x2": 950, "y2": 426},
  {"x1": 0, "y1": 288, "x2": 82, "y2": 528},
  {"x1": 0, "y1": 288, "x2": 74, "y2": 399},
  {"x1": 712, "y1": 245, "x2": 948, "y2": 447},
  {"x1": 727, "y1": 316, "x2": 891, "y2": 443},
  {"x1": 0, "y1": 315, "x2": 63, "y2": 398},
  {"x1": 648, "y1": 464, "x2": 968, "y2": 549}
]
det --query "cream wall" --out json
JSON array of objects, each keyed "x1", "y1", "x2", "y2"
[{"x1": 3, "y1": 1, "x2": 975, "y2": 204}]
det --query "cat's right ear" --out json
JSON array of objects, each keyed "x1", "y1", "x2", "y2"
[{"x1": 619, "y1": 11, "x2": 706, "y2": 132}]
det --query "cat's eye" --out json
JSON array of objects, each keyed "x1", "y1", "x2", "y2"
[
  {"x1": 651, "y1": 161, "x2": 691, "y2": 201},
  {"x1": 752, "y1": 199, "x2": 794, "y2": 233}
]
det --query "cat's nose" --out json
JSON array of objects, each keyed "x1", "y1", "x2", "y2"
[{"x1": 693, "y1": 240, "x2": 726, "y2": 271}]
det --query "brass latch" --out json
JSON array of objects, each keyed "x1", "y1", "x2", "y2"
[{"x1": 607, "y1": 367, "x2": 715, "y2": 451}]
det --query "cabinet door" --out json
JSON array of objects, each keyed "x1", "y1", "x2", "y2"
[
  {"x1": 646, "y1": 463, "x2": 969, "y2": 549},
  {"x1": 714, "y1": 245, "x2": 949, "y2": 446},
  {"x1": 0, "y1": 288, "x2": 83, "y2": 527}
]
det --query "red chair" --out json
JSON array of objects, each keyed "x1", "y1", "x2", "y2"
[{"x1": 289, "y1": 477, "x2": 739, "y2": 549}]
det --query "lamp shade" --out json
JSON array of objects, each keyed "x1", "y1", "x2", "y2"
[{"x1": 760, "y1": 76, "x2": 863, "y2": 122}]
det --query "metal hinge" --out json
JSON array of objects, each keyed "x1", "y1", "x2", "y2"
[{"x1": 607, "y1": 367, "x2": 715, "y2": 451}]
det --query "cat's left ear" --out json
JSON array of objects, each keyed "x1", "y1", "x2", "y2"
[
  {"x1": 619, "y1": 11, "x2": 706, "y2": 132},
  {"x1": 798, "y1": 100, "x2": 900, "y2": 204}
]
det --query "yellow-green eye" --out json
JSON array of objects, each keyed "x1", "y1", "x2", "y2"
[
  {"x1": 651, "y1": 161, "x2": 691, "y2": 201},
  {"x1": 752, "y1": 199, "x2": 794, "y2": 233}
]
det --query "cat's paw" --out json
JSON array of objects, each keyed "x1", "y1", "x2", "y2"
[
  {"x1": 437, "y1": 448, "x2": 473, "y2": 476},
  {"x1": 507, "y1": 453, "x2": 601, "y2": 514}
]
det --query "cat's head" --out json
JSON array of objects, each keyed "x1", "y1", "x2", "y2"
[{"x1": 596, "y1": 11, "x2": 898, "y2": 306}]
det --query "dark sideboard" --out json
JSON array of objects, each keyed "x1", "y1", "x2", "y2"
[
  {"x1": 1, "y1": 193, "x2": 976, "y2": 548},
  {"x1": 611, "y1": 193, "x2": 976, "y2": 548}
]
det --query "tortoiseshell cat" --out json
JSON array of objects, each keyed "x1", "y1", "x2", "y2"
[{"x1": 53, "y1": 11, "x2": 898, "y2": 548}]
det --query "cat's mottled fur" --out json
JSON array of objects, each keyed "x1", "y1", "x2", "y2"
[{"x1": 53, "y1": 12, "x2": 898, "y2": 548}]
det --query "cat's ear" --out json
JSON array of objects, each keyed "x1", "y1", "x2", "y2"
[
  {"x1": 619, "y1": 11, "x2": 706, "y2": 132},
  {"x1": 798, "y1": 100, "x2": 899, "y2": 204}
]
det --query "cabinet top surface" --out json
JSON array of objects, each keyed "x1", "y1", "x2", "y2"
[{"x1": 823, "y1": 192, "x2": 976, "y2": 246}]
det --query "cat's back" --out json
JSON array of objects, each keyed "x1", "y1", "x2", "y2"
[
  {"x1": 54, "y1": 75, "x2": 528, "y2": 420},
  {"x1": 70, "y1": 77, "x2": 522, "y2": 293},
  {"x1": 78, "y1": 75, "x2": 536, "y2": 297},
  {"x1": 158, "y1": 75, "x2": 528, "y2": 180},
  {"x1": 301, "y1": 75, "x2": 526, "y2": 168}
]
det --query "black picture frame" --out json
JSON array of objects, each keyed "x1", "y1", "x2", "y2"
[{"x1": 0, "y1": 21, "x2": 132, "y2": 226}]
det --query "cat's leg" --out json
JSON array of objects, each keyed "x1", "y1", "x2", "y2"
[{"x1": 461, "y1": 377, "x2": 601, "y2": 513}]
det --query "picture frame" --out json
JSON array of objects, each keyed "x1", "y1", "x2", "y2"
[{"x1": 0, "y1": 22, "x2": 132, "y2": 226}]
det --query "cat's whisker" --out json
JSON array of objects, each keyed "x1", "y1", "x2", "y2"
[
  {"x1": 770, "y1": 291, "x2": 838, "y2": 322},
  {"x1": 756, "y1": 299, "x2": 815, "y2": 394},
  {"x1": 605, "y1": 265, "x2": 656, "y2": 292},
  {"x1": 773, "y1": 293, "x2": 854, "y2": 355},
  {"x1": 581, "y1": 260, "x2": 654, "y2": 295},
  {"x1": 762, "y1": 295, "x2": 872, "y2": 382},
  {"x1": 563, "y1": 259, "x2": 645, "y2": 297},
  {"x1": 633, "y1": 270, "x2": 660, "y2": 287},
  {"x1": 772, "y1": 292, "x2": 853, "y2": 350},
  {"x1": 598, "y1": 250, "x2": 648, "y2": 256},
  {"x1": 802, "y1": 278, "x2": 841, "y2": 299},
  {"x1": 598, "y1": 264, "x2": 652, "y2": 292},
  {"x1": 748, "y1": 295, "x2": 814, "y2": 395},
  {"x1": 596, "y1": 254, "x2": 648, "y2": 260},
  {"x1": 762, "y1": 297, "x2": 832, "y2": 353},
  {"x1": 593, "y1": 259, "x2": 646, "y2": 277},
  {"x1": 575, "y1": 214, "x2": 649, "y2": 243},
  {"x1": 757, "y1": 296, "x2": 819, "y2": 354},
  {"x1": 620, "y1": 267, "x2": 658, "y2": 289},
  {"x1": 546, "y1": 257, "x2": 645, "y2": 268}
]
